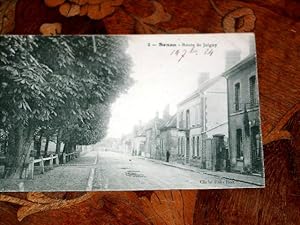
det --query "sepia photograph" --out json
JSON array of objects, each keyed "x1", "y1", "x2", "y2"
[{"x1": 0, "y1": 34, "x2": 265, "y2": 192}]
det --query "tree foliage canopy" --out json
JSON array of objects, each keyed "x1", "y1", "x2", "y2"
[{"x1": 0, "y1": 35, "x2": 133, "y2": 167}]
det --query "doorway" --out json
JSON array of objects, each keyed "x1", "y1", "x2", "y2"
[{"x1": 251, "y1": 126, "x2": 262, "y2": 173}]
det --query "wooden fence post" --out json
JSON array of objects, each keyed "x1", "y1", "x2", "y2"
[
  {"x1": 55, "y1": 155, "x2": 59, "y2": 166},
  {"x1": 40, "y1": 156, "x2": 44, "y2": 174},
  {"x1": 28, "y1": 157, "x2": 34, "y2": 179},
  {"x1": 49, "y1": 154, "x2": 53, "y2": 169},
  {"x1": 62, "y1": 153, "x2": 66, "y2": 164}
]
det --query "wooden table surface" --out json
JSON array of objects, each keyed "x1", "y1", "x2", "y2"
[{"x1": 0, "y1": 0, "x2": 299, "y2": 224}]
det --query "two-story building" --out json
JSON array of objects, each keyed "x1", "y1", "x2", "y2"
[
  {"x1": 143, "y1": 112, "x2": 165, "y2": 159},
  {"x1": 132, "y1": 123, "x2": 146, "y2": 156},
  {"x1": 120, "y1": 134, "x2": 134, "y2": 155},
  {"x1": 223, "y1": 53, "x2": 263, "y2": 174},
  {"x1": 159, "y1": 114, "x2": 178, "y2": 162},
  {"x1": 176, "y1": 73, "x2": 228, "y2": 170}
]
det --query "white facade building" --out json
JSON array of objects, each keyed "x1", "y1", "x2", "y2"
[{"x1": 176, "y1": 73, "x2": 228, "y2": 170}]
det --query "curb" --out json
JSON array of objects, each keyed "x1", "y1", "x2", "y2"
[
  {"x1": 138, "y1": 157, "x2": 264, "y2": 187},
  {"x1": 86, "y1": 168, "x2": 95, "y2": 191}
]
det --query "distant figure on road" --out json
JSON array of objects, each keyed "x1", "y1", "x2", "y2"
[{"x1": 166, "y1": 150, "x2": 170, "y2": 162}]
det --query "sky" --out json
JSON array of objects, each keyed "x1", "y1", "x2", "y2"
[{"x1": 106, "y1": 33, "x2": 254, "y2": 138}]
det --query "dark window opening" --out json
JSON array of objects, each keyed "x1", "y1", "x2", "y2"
[
  {"x1": 235, "y1": 83, "x2": 241, "y2": 111},
  {"x1": 192, "y1": 137, "x2": 195, "y2": 156},
  {"x1": 236, "y1": 129, "x2": 243, "y2": 159},
  {"x1": 186, "y1": 110, "x2": 190, "y2": 128},
  {"x1": 196, "y1": 136, "x2": 200, "y2": 157},
  {"x1": 249, "y1": 76, "x2": 256, "y2": 107},
  {"x1": 181, "y1": 137, "x2": 184, "y2": 155}
]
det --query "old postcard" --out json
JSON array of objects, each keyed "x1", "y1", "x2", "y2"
[{"x1": 0, "y1": 34, "x2": 264, "y2": 192}]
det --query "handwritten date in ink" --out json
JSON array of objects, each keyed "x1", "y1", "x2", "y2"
[{"x1": 170, "y1": 47, "x2": 214, "y2": 62}]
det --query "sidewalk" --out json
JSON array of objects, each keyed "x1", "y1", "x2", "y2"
[
  {"x1": 138, "y1": 156, "x2": 265, "y2": 187},
  {"x1": 0, "y1": 151, "x2": 98, "y2": 192}
]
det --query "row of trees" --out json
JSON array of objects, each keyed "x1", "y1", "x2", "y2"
[{"x1": 0, "y1": 36, "x2": 133, "y2": 178}]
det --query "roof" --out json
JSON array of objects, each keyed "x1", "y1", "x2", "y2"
[
  {"x1": 177, "y1": 54, "x2": 256, "y2": 107},
  {"x1": 134, "y1": 125, "x2": 146, "y2": 137},
  {"x1": 144, "y1": 118, "x2": 165, "y2": 131},
  {"x1": 178, "y1": 74, "x2": 225, "y2": 106},
  {"x1": 159, "y1": 114, "x2": 177, "y2": 131},
  {"x1": 222, "y1": 54, "x2": 256, "y2": 79}
]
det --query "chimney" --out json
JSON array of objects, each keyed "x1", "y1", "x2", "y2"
[
  {"x1": 133, "y1": 125, "x2": 138, "y2": 136},
  {"x1": 163, "y1": 104, "x2": 170, "y2": 120},
  {"x1": 225, "y1": 50, "x2": 241, "y2": 70},
  {"x1": 249, "y1": 35, "x2": 255, "y2": 55},
  {"x1": 155, "y1": 111, "x2": 159, "y2": 119},
  {"x1": 198, "y1": 72, "x2": 210, "y2": 88}
]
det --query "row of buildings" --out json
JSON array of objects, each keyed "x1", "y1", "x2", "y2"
[{"x1": 115, "y1": 47, "x2": 263, "y2": 175}]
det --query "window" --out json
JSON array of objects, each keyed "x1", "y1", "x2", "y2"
[
  {"x1": 196, "y1": 104, "x2": 201, "y2": 126},
  {"x1": 192, "y1": 137, "x2": 195, "y2": 156},
  {"x1": 181, "y1": 137, "x2": 184, "y2": 155},
  {"x1": 249, "y1": 76, "x2": 256, "y2": 107},
  {"x1": 186, "y1": 109, "x2": 190, "y2": 128},
  {"x1": 196, "y1": 136, "x2": 200, "y2": 157},
  {"x1": 192, "y1": 106, "x2": 196, "y2": 127},
  {"x1": 234, "y1": 83, "x2": 241, "y2": 111},
  {"x1": 180, "y1": 111, "x2": 184, "y2": 128},
  {"x1": 236, "y1": 129, "x2": 243, "y2": 159}
]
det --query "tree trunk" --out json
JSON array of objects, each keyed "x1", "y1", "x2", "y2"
[
  {"x1": 44, "y1": 136, "x2": 50, "y2": 157},
  {"x1": 21, "y1": 126, "x2": 35, "y2": 178},
  {"x1": 72, "y1": 144, "x2": 76, "y2": 153},
  {"x1": 55, "y1": 129, "x2": 62, "y2": 156},
  {"x1": 63, "y1": 142, "x2": 72, "y2": 154},
  {"x1": 35, "y1": 131, "x2": 43, "y2": 158},
  {"x1": 4, "y1": 125, "x2": 23, "y2": 178},
  {"x1": 4, "y1": 124, "x2": 34, "y2": 179}
]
